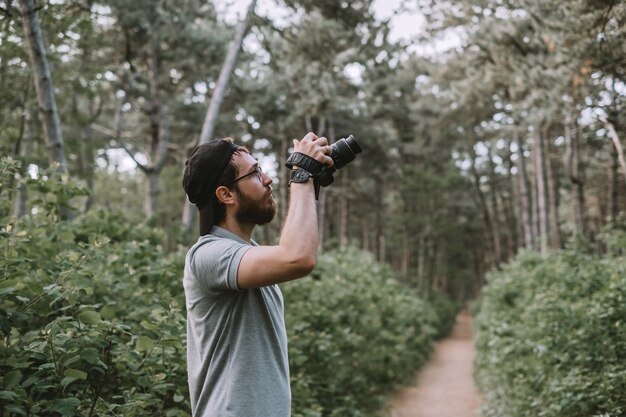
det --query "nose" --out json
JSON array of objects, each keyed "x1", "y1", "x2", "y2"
[{"x1": 262, "y1": 172, "x2": 273, "y2": 186}]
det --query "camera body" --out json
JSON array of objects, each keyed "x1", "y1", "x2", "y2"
[{"x1": 317, "y1": 135, "x2": 362, "y2": 187}]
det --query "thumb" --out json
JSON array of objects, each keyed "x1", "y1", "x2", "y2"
[{"x1": 293, "y1": 139, "x2": 299, "y2": 148}]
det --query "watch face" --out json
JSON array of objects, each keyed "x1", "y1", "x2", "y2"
[{"x1": 291, "y1": 169, "x2": 311, "y2": 183}]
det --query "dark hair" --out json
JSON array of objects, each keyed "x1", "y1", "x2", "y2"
[{"x1": 198, "y1": 143, "x2": 249, "y2": 235}]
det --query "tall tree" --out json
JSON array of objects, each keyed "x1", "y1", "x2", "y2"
[
  {"x1": 181, "y1": 0, "x2": 258, "y2": 234},
  {"x1": 18, "y1": 0, "x2": 67, "y2": 171}
]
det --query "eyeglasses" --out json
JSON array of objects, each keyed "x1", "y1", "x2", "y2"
[{"x1": 233, "y1": 165, "x2": 264, "y2": 183}]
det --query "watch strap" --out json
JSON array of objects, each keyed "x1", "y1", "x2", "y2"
[{"x1": 289, "y1": 168, "x2": 312, "y2": 184}]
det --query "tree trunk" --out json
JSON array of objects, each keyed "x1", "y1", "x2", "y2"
[
  {"x1": 609, "y1": 142, "x2": 619, "y2": 222},
  {"x1": 375, "y1": 176, "x2": 385, "y2": 262},
  {"x1": 78, "y1": 126, "x2": 95, "y2": 213},
  {"x1": 504, "y1": 141, "x2": 518, "y2": 257},
  {"x1": 533, "y1": 132, "x2": 549, "y2": 255},
  {"x1": 338, "y1": 171, "x2": 349, "y2": 247},
  {"x1": 145, "y1": 170, "x2": 159, "y2": 219},
  {"x1": 361, "y1": 217, "x2": 370, "y2": 253},
  {"x1": 470, "y1": 144, "x2": 499, "y2": 269},
  {"x1": 515, "y1": 134, "x2": 534, "y2": 249},
  {"x1": 436, "y1": 239, "x2": 447, "y2": 293},
  {"x1": 472, "y1": 245, "x2": 484, "y2": 297},
  {"x1": 182, "y1": 0, "x2": 258, "y2": 234},
  {"x1": 544, "y1": 129, "x2": 562, "y2": 249},
  {"x1": 14, "y1": 109, "x2": 33, "y2": 218},
  {"x1": 600, "y1": 114, "x2": 626, "y2": 186},
  {"x1": 19, "y1": 0, "x2": 68, "y2": 172},
  {"x1": 198, "y1": 0, "x2": 257, "y2": 145},
  {"x1": 486, "y1": 142, "x2": 503, "y2": 263},
  {"x1": 565, "y1": 112, "x2": 586, "y2": 237},
  {"x1": 417, "y1": 236, "x2": 426, "y2": 291},
  {"x1": 142, "y1": 31, "x2": 170, "y2": 220}
]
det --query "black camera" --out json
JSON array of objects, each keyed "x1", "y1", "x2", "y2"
[{"x1": 317, "y1": 135, "x2": 362, "y2": 187}]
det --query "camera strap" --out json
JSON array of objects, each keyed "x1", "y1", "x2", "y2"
[{"x1": 285, "y1": 152, "x2": 324, "y2": 175}]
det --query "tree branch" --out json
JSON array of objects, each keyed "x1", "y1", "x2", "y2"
[{"x1": 120, "y1": 143, "x2": 149, "y2": 173}]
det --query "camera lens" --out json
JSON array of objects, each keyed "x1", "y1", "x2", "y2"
[{"x1": 330, "y1": 135, "x2": 362, "y2": 170}]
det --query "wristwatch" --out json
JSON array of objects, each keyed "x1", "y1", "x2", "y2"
[{"x1": 289, "y1": 168, "x2": 313, "y2": 185}]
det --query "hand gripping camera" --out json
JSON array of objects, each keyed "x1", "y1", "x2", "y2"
[{"x1": 285, "y1": 135, "x2": 362, "y2": 197}]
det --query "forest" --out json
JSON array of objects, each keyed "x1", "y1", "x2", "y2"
[{"x1": 1, "y1": 0, "x2": 625, "y2": 415}]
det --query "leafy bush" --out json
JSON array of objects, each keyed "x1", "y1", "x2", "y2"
[
  {"x1": 1, "y1": 158, "x2": 189, "y2": 416},
  {"x1": 474, "y1": 228, "x2": 626, "y2": 417},
  {"x1": 283, "y1": 249, "x2": 457, "y2": 417},
  {"x1": 1, "y1": 157, "x2": 456, "y2": 417}
]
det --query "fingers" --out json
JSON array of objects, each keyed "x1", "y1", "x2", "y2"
[
  {"x1": 302, "y1": 132, "x2": 318, "y2": 142},
  {"x1": 293, "y1": 133, "x2": 334, "y2": 167}
]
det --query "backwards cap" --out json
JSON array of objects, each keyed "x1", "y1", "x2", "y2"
[{"x1": 182, "y1": 139, "x2": 238, "y2": 210}]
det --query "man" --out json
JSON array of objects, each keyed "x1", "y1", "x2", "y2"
[{"x1": 181, "y1": 132, "x2": 333, "y2": 417}]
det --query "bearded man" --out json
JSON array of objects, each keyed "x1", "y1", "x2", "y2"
[{"x1": 181, "y1": 132, "x2": 333, "y2": 417}]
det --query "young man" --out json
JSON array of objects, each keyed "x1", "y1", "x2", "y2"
[{"x1": 181, "y1": 132, "x2": 333, "y2": 417}]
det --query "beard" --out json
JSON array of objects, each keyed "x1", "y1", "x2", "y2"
[{"x1": 235, "y1": 187, "x2": 277, "y2": 226}]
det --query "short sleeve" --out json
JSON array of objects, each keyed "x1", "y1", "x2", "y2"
[{"x1": 190, "y1": 239, "x2": 252, "y2": 291}]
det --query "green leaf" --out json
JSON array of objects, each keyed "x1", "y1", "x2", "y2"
[
  {"x1": 0, "y1": 287, "x2": 16, "y2": 296},
  {"x1": 0, "y1": 279, "x2": 18, "y2": 289},
  {"x1": 61, "y1": 377, "x2": 79, "y2": 390},
  {"x1": 4, "y1": 369, "x2": 22, "y2": 388},
  {"x1": 64, "y1": 369, "x2": 87, "y2": 380},
  {"x1": 46, "y1": 398, "x2": 80, "y2": 417},
  {"x1": 136, "y1": 335, "x2": 154, "y2": 352},
  {"x1": 78, "y1": 310, "x2": 100, "y2": 325},
  {"x1": 0, "y1": 390, "x2": 19, "y2": 401},
  {"x1": 140, "y1": 320, "x2": 161, "y2": 334},
  {"x1": 62, "y1": 355, "x2": 81, "y2": 368},
  {"x1": 100, "y1": 305, "x2": 117, "y2": 320},
  {"x1": 80, "y1": 348, "x2": 100, "y2": 364}
]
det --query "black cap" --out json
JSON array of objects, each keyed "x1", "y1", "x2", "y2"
[{"x1": 182, "y1": 139, "x2": 238, "y2": 210}]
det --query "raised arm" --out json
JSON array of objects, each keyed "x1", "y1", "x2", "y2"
[{"x1": 236, "y1": 132, "x2": 332, "y2": 289}]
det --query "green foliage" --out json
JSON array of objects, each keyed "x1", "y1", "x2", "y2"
[
  {"x1": 474, "y1": 229, "x2": 626, "y2": 417},
  {"x1": 1, "y1": 157, "x2": 457, "y2": 416},
  {"x1": 1, "y1": 158, "x2": 190, "y2": 416},
  {"x1": 283, "y1": 248, "x2": 457, "y2": 417}
]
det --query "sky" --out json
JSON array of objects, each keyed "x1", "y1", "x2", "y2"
[{"x1": 215, "y1": 0, "x2": 425, "y2": 43}]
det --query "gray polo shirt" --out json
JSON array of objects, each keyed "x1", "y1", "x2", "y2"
[{"x1": 183, "y1": 226, "x2": 290, "y2": 417}]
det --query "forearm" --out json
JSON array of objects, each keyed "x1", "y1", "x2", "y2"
[{"x1": 278, "y1": 179, "x2": 318, "y2": 266}]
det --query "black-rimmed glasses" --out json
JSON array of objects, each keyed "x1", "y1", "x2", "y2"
[{"x1": 233, "y1": 165, "x2": 264, "y2": 183}]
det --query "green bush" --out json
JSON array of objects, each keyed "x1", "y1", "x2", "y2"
[
  {"x1": 474, "y1": 229, "x2": 626, "y2": 417},
  {"x1": 1, "y1": 158, "x2": 189, "y2": 416},
  {"x1": 283, "y1": 249, "x2": 456, "y2": 417},
  {"x1": 1, "y1": 157, "x2": 456, "y2": 416}
]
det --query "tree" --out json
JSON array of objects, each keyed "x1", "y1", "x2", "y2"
[
  {"x1": 18, "y1": 0, "x2": 67, "y2": 171},
  {"x1": 181, "y1": 0, "x2": 258, "y2": 234}
]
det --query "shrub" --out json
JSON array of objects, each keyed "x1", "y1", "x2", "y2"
[
  {"x1": 283, "y1": 248, "x2": 457, "y2": 417},
  {"x1": 1, "y1": 159, "x2": 190, "y2": 416},
  {"x1": 474, "y1": 228, "x2": 626, "y2": 417}
]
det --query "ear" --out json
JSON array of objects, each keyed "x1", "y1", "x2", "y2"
[{"x1": 215, "y1": 185, "x2": 236, "y2": 206}]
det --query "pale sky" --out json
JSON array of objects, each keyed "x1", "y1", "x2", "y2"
[{"x1": 216, "y1": 0, "x2": 425, "y2": 43}]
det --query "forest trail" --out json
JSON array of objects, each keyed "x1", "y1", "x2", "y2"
[{"x1": 389, "y1": 311, "x2": 481, "y2": 417}]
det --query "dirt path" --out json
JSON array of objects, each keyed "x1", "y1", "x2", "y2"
[{"x1": 389, "y1": 311, "x2": 480, "y2": 417}]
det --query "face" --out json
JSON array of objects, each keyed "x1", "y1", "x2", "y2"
[{"x1": 231, "y1": 152, "x2": 276, "y2": 226}]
